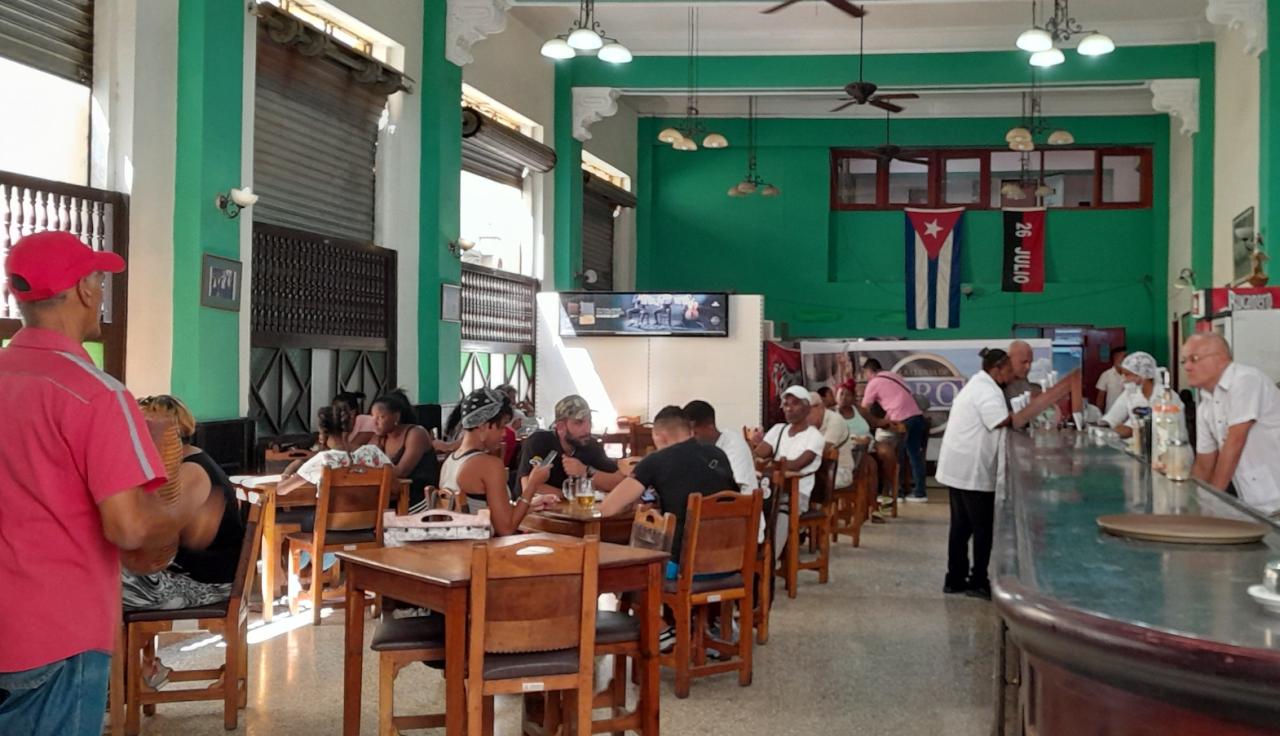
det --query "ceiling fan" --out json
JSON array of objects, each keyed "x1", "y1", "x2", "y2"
[
  {"x1": 763, "y1": 0, "x2": 867, "y2": 19},
  {"x1": 872, "y1": 109, "x2": 927, "y2": 165},
  {"x1": 831, "y1": 11, "x2": 919, "y2": 113}
]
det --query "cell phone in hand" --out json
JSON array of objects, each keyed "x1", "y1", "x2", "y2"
[{"x1": 532, "y1": 450, "x2": 558, "y2": 469}]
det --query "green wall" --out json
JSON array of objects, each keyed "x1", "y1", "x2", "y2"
[
  {"x1": 637, "y1": 115, "x2": 1172, "y2": 362},
  {"x1": 170, "y1": 0, "x2": 244, "y2": 419}
]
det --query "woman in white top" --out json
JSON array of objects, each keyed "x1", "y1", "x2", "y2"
[
  {"x1": 438, "y1": 387, "x2": 554, "y2": 536},
  {"x1": 936, "y1": 349, "x2": 1081, "y2": 599},
  {"x1": 1099, "y1": 351, "x2": 1158, "y2": 438}
]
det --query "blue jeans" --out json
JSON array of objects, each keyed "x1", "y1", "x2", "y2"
[
  {"x1": 900, "y1": 415, "x2": 928, "y2": 498},
  {"x1": 0, "y1": 650, "x2": 110, "y2": 736}
]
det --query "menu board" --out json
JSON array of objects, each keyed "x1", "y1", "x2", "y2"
[{"x1": 558, "y1": 292, "x2": 730, "y2": 337}]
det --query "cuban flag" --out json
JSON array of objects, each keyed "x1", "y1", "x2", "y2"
[{"x1": 905, "y1": 207, "x2": 965, "y2": 330}]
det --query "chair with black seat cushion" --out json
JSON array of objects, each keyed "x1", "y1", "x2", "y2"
[
  {"x1": 468, "y1": 535, "x2": 599, "y2": 736},
  {"x1": 369, "y1": 614, "x2": 447, "y2": 735},
  {"x1": 117, "y1": 497, "x2": 263, "y2": 734},
  {"x1": 286, "y1": 464, "x2": 393, "y2": 625},
  {"x1": 796, "y1": 448, "x2": 838, "y2": 584},
  {"x1": 661, "y1": 490, "x2": 762, "y2": 699}
]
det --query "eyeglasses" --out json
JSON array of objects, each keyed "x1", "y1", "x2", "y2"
[{"x1": 1180, "y1": 351, "x2": 1224, "y2": 365}]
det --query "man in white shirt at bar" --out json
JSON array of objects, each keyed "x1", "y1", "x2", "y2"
[{"x1": 1183, "y1": 333, "x2": 1280, "y2": 517}]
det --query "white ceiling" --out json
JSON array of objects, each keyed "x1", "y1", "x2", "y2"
[{"x1": 511, "y1": 0, "x2": 1212, "y2": 56}]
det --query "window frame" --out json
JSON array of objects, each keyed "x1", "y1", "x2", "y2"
[{"x1": 830, "y1": 145, "x2": 1153, "y2": 211}]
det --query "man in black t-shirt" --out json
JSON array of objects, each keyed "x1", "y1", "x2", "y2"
[
  {"x1": 599, "y1": 406, "x2": 737, "y2": 566},
  {"x1": 517, "y1": 394, "x2": 624, "y2": 495}
]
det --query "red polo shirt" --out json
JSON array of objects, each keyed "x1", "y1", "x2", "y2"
[{"x1": 0, "y1": 327, "x2": 165, "y2": 672}]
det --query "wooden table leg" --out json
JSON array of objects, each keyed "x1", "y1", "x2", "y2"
[
  {"x1": 260, "y1": 494, "x2": 277, "y2": 623},
  {"x1": 445, "y1": 587, "x2": 468, "y2": 736},
  {"x1": 639, "y1": 561, "x2": 661, "y2": 735},
  {"x1": 343, "y1": 574, "x2": 366, "y2": 736}
]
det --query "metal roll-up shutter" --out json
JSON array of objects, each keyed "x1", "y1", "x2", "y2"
[
  {"x1": 461, "y1": 107, "x2": 556, "y2": 189},
  {"x1": 581, "y1": 173, "x2": 634, "y2": 292},
  {"x1": 253, "y1": 16, "x2": 402, "y2": 243},
  {"x1": 0, "y1": 0, "x2": 94, "y2": 84}
]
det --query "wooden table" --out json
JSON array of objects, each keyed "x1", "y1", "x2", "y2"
[
  {"x1": 338, "y1": 536, "x2": 667, "y2": 736},
  {"x1": 519, "y1": 500, "x2": 636, "y2": 544},
  {"x1": 241, "y1": 478, "x2": 411, "y2": 622}
]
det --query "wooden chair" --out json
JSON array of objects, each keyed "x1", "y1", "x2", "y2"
[
  {"x1": 832, "y1": 448, "x2": 878, "y2": 547},
  {"x1": 772, "y1": 469, "x2": 813, "y2": 600},
  {"x1": 369, "y1": 615, "x2": 447, "y2": 735},
  {"x1": 628, "y1": 423, "x2": 656, "y2": 457},
  {"x1": 875, "y1": 438, "x2": 900, "y2": 519},
  {"x1": 661, "y1": 490, "x2": 762, "y2": 699},
  {"x1": 751, "y1": 465, "x2": 785, "y2": 645},
  {"x1": 116, "y1": 497, "x2": 263, "y2": 734},
  {"x1": 263, "y1": 445, "x2": 311, "y2": 474},
  {"x1": 286, "y1": 464, "x2": 393, "y2": 625},
  {"x1": 796, "y1": 449, "x2": 838, "y2": 584},
  {"x1": 468, "y1": 535, "x2": 599, "y2": 736}
]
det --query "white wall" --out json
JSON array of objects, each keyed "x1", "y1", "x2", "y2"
[
  {"x1": 1213, "y1": 26, "x2": 1260, "y2": 286},
  {"x1": 94, "y1": 0, "x2": 178, "y2": 396},
  {"x1": 535, "y1": 294, "x2": 764, "y2": 433},
  {"x1": 1167, "y1": 117, "x2": 1194, "y2": 381},
  {"x1": 464, "y1": 14, "x2": 556, "y2": 283},
  {"x1": 585, "y1": 100, "x2": 640, "y2": 289}
]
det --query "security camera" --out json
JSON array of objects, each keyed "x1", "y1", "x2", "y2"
[{"x1": 230, "y1": 187, "x2": 259, "y2": 207}]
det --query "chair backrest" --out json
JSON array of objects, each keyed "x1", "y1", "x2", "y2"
[
  {"x1": 629, "y1": 507, "x2": 677, "y2": 552},
  {"x1": 315, "y1": 465, "x2": 394, "y2": 535},
  {"x1": 677, "y1": 490, "x2": 762, "y2": 581},
  {"x1": 427, "y1": 485, "x2": 466, "y2": 512},
  {"x1": 628, "y1": 424, "x2": 655, "y2": 457},
  {"x1": 468, "y1": 536, "x2": 598, "y2": 670},
  {"x1": 810, "y1": 448, "x2": 839, "y2": 507},
  {"x1": 228, "y1": 498, "x2": 265, "y2": 614},
  {"x1": 264, "y1": 446, "x2": 311, "y2": 474}
]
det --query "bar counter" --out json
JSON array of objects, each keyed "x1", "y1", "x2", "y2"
[{"x1": 994, "y1": 429, "x2": 1280, "y2": 735}]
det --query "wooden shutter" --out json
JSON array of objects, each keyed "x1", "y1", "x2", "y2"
[
  {"x1": 253, "y1": 11, "x2": 405, "y2": 243},
  {"x1": 0, "y1": 0, "x2": 94, "y2": 84},
  {"x1": 461, "y1": 107, "x2": 556, "y2": 188},
  {"x1": 581, "y1": 173, "x2": 636, "y2": 292}
]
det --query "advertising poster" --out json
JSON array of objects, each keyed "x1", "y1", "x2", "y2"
[
  {"x1": 763, "y1": 341, "x2": 803, "y2": 428},
  {"x1": 559, "y1": 292, "x2": 729, "y2": 337}
]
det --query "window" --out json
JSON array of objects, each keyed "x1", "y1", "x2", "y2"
[
  {"x1": 459, "y1": 170, "x2": 534, "y2": 275},
  {"x1": 831, "y1": 146, "x2": 1152, "y2": 211}
]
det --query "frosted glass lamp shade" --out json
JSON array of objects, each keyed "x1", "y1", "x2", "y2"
[
  {"x1": 1029, "y1": 48, "x2": 1065, "y2": 67},
  {"x1": 1076, "y1": 33, "x2": 1115, "y2": 56},
  {"x1": 598, "y1": 42, "x2": 633, "y2": 64},
  {"x1": 702, "y1": 133, "x2": 729, "y2": 149},
  {"x1": 540, "y1": 38, "x2": 575, "y2": 60},
  {"x1": 1047, "y1": 130, "x2": 1075, "y2": 145},
  {"x1": 567, "y1": 27, "x2": 604, "y2": 50},
  {"x1": 1016, "y1": 28, "x2": 1053, "y2": 52},
  {"x1": 658, "y1": 127, "x2": 684, "y2": 144}
]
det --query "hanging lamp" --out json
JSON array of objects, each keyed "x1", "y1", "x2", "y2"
[
  {"x1": 655, "y1": 8, "x2": 727, "y2": 150},
  {"x1": 541, "y1": 0, "x2": 631, "y2": 64},
  {"x1": 727, "y1": 97, "x2": 778, "y2": 198}
]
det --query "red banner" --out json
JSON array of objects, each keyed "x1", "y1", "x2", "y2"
[
  {"x1": 763, "y1": 341, "x2": 803, "y2": 428},
  {"x1": 1002, "y1": 208, "x2": 1045, "y2": 293}
]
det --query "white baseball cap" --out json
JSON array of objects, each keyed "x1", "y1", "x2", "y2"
[{"x1": 781, "y1": 385, "x2": 810, "y2": 404}]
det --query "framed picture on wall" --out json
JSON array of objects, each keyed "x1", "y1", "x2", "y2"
[
  {"x1": 200, "y1": 254, "x2": 242, "y2": 311},
  {"x1": 441, "y1": 283, "x2": 461, "y2": 322},
  {"x1": 1233, "y1": 207, "x2": 1257, "y2": 283}
]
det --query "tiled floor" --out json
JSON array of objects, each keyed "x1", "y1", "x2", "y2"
[{"x1": 142, "y1": 490, "x2": 997, "y2": 735}]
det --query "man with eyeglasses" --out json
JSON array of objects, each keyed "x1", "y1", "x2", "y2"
[{"x1": 1183, "y1": 333, "x2": 1280, "y2": 517}]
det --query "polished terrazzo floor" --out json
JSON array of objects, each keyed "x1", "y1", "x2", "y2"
[{"x1": 140, "y1": 489, "x2": 997, "y2": 735}]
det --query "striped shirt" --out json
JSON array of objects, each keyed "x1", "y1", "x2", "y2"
[{"x1": 0, "y1": 327, "x2": 165, "y2": 671}]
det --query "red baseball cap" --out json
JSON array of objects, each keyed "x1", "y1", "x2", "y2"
[{"x1": 4, "y1": 231, "x2": 125, "y2": 302}]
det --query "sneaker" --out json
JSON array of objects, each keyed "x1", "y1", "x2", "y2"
[
  {"x1": 142, "y1": 660, "x2": 172, "y2": 690},
  {"x1": 904, "y1": 494, "x2": 928, "y2": 504},
  {"x1": 965, "y1": 583, "x2": 992, "y2": 600},
  {"x1": 658, "y1": 626, "x2": 677, "y2": 653},
  {"x1": 943, "y1": 580, "x2": 968, "y2": 595},
  {"x1": 876, "y1": 495, "x2": 893, "y2": 505},
  {"x1": 870, "y1": 513, "x2": 886, "y2": 524}
]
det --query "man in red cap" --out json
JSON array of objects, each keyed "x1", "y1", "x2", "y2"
[{"x1": 0, "y1": 231, "x2": 180, "y2": 734}]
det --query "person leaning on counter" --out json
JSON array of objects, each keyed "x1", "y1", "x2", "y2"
[
  {"x1": 517, "y1": 394, "x2": 627, "y2": 495},
  {"x1": 1182, "y1": 334, "x2": 1280, "y2": 517}
]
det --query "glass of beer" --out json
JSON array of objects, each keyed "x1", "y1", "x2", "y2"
[{"x1": 575, "y1": 477, "x2": 596, "y2": 509}]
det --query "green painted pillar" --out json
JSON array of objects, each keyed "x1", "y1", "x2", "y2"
[
  {"x1": 634, "y1": 117, "x2": 656, "y2": 290},
  {"x1": 418, "y1": 0, "x2": 462, "y2": 404},
  {"x1": 170, "y1": 0, "x2": 244, "y2": 420},
  {"x1": 553, "y1": 63, "x2": 583, "y2": 291},
  {"x1": 1191, "y1": 42, "x2": 1216, "y2": 286},
  {"x1": 1260, "y1": 1, "x2": 1280, "y2": 243}
]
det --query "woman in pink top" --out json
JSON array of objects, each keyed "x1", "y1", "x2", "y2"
[{"x1": 861, "y1": 359, "x2": 929, "y2": 502}]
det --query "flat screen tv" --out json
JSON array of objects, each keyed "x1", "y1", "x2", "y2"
[{"x1": 558, "y1": 292, "x2": 730, "y2": 337}]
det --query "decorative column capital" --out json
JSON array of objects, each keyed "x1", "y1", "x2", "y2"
[
  {"x1": 446, "y1": 0, "x2": 511, "y2": 67},
  {"x1": 1206, "y1": 0, "x2": 1267, "y2": 56},
  {"x1": 1150, "y1": 79, "x2": 1200, "y2": 137},
  {"x1": 572, "y1": 87, "x2": 621, "y2": 142}
]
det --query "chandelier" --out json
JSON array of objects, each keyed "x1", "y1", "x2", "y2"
[
  {"x1": 540, "y1": 0, "x2": 631, "y2": 63},
  {"x1": 656, "y1": 8, "x2": 728, "y2": 151},
  {"x1": 1004, "y1": 71, "x2": 1073, "y2": 153},
  {"x1": 1015, "y1": 0, "x2": 1114, "y2": 68},
  {"x1": 728, "y1": 97, "x2": 778, "y2": 198}
]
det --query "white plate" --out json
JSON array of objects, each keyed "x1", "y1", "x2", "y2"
[{"x1": 1247, "y1": 585, "x2": 1280, "y2": 615}]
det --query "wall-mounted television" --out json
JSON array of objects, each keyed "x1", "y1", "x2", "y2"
[{"x1": 558, "y1": 292, "x2": 730, "y2": 337}]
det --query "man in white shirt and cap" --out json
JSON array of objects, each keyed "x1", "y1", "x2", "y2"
[
  {"x1": 748, "y1": 386, "x2": 827, "y2": 551},
  {"x1": 1183, "y1": 334, "x2": 1280, "y2": 517}
]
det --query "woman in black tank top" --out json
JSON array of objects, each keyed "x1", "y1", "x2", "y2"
[{"x1": 372, "y1": 389, "x2": 439, "y2": 507}]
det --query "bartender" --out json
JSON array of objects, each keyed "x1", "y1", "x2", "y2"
[
  {"x1": 1183, "y1": 334, "x2": 1280, "y2": 516},
  {"x1": 1099, "y1": 351, "x2": 1158, "y2": 439}
]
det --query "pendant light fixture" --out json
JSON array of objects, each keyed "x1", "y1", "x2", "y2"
[
  {"x1": 654, "y1": 8, "x2": 727, "y2": 151},
  {"x1": 541, "y1": 0, "x2": 631, "y2": 64},
  {"x1": 1003, "y1": 71, "x2": 1072, "y2": 153},
  {"x1": 1015, "y1": 0, "x2": 1114, "y2": 68},
  {"x1": 727, "y1": 97, "x2": 778, "y2": 198}
]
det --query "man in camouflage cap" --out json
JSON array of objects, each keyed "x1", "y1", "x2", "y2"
[{"x1": 517, "y1": 394, "x2": 626, "y2": 496}]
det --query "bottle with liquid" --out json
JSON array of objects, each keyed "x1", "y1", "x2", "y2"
[{"x1": 1150, "y1": 368, "x2": 1187, "y2": 474}]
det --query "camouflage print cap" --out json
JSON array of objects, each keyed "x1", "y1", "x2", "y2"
[{"x1": 554, "y1": 394, "x2": 592, "y2": 422}]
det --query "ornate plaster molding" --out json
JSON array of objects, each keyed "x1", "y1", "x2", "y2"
[
  {"x1": 446, "y1": 0, "x2": 511, "y2": 67},
  {"x1": 1206, "y1": 0, "x2": 1267, "y2": 56},
  {"x1": 1150, "y1": 79, "x2": 1200, "y2": 137},
  {"x1": 573, "y1": 87, "x2": 621, "y2": 142}
]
